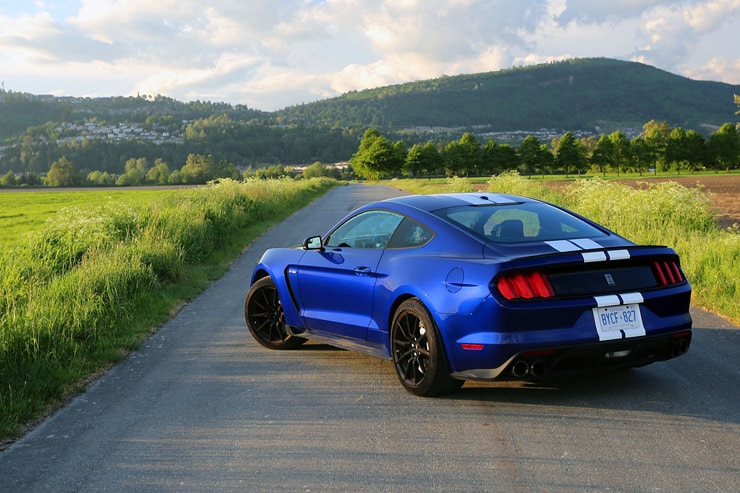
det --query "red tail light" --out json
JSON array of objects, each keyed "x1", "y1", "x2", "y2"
[
  {"x1": 496, "y1": 271, "x2": 555, "y2": 300},
  {"x1": 652, "y1": 259, "x2": 684, "y2": 286}
]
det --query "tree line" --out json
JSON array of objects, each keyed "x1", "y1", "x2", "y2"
[
  {"x1": 350, "y1": 120, "x2": 740, "y2": 180},
  {"x1": 1, "y1": 118, "x2": 738, "y2": 188},
  {"x1": 0, "y1": 113, "x2": 361, "y2": 186}
]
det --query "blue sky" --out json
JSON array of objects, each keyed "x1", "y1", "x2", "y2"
[{"x1": 1, "y1": 0, "x2": 739, "y2": 111}]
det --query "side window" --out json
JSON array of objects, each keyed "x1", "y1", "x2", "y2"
[
  {"x1": 325, "y1": 210, "x2": 404, "y2": 249},
  {"x1": 387, "y1": 218, "x2": 434, "y2": 249}
]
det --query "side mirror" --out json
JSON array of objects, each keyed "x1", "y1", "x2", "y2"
[{"x1": 303, "y1": 236, "x2": 324, "y2": 251}]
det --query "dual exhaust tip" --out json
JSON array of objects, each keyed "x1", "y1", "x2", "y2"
[
  {"x1": 511, "y1": 359, "x2": 547, "y2": 378},
  {"x1": 511, "y1": 334, "x2": 692, "y2": 378}
]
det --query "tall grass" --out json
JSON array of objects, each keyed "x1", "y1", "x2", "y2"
[
  {"x1": 486, "y1": 172, "x2": 740, "y2": 325},
  {"x1": 0, "y1": 178, "x2": 337, "y2": 439}
]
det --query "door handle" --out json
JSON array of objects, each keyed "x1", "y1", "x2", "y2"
[{"x1": 354, "y1": 266, "x2": 372, "y2": 276}]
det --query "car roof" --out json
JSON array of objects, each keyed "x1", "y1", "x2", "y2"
[{"x1": 380, "y1": 192, "x2": 534, "y2": 212}]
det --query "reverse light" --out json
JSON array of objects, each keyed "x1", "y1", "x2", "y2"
[
  {"x1": 652, "y1": 259, "x2": 684, "y2": 286},
  {"x1": 496, "y1": 271, "x2": 555, "y2": 300}
]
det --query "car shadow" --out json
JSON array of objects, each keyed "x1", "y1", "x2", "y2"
[{"x1": 445, "y1": 327, "x2": 739, "y2": 425}]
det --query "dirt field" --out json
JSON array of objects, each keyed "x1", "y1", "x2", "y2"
[
  {"x1": 618, "y1": 174, "x2": 740, "y2": 229},
  {"x1": 547, "y1": 174, "x2": 740, "y2": 229}
]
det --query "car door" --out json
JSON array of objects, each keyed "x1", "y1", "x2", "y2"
[{"x1": 295, "y1": 210, "x2": 404, "y2": 342}]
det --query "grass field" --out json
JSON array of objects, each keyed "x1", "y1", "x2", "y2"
[
  {"x1": 0, "y1": 179, "x2": 338, "y2": 442},
  {"x1": 0, "y1": 188, "x2": 185, "y2": 249}
]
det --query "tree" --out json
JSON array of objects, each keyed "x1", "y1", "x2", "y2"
[
  {"x1": 554, "y1": 132, "x2": 587, "y2": 176},
  {"x1": 416, "y1": 142, "x2": 442, "y2": 178},
  {"x1": 0, "y1": 170, "x2": 16, "y2": 186},
  {"x1": 168, "y1": 169, "x2": 183, "y2": 184},
  {"x1": 443, "y1": 141, "x2": 466, "y2": 177},
  {"x1": 642, "y1": 120, "x2": 671, "y2": 173},
  {"x1": 630, "y1": 136, "x2": 651, "y2": 175},
  {"x1": 46, "y1": 156, "x2": 81, "y2": 187},
  {"x1": 517, "y1": 135, "x2": 542, "y2": 176},
  {"x1": 683, "y1": 129, "x2": 708, "y2": 172},
  {"x1": 590, "y1": 134, "x2": 614, "y2": 176},
  {"x1": 215, "y1": 160, "x2": 242, "y2": 181},
  {"x1": 709, "y1": 123, "x2": 740, "y2": 171},
  {"x1": 254, "y1": 164, "x2": 287, "y2": 179},
  {"x1": 404, "y1": 144, "x2": 425, "y2": 178},
  {"x1": 87, "y1": 170, "x2": 114, "y2": 185},
  {"x1": 458, "y1": 133, "x2": 481, "y2": 175},
  {"x1": 390, "y1": 140, "x2": 408, "y2": 177},
  {"x1": 116, "y1": 168, "x2": 144, "y2": 186},
  {"x1": 146, "y1": 158, "x2": 171, "y2": 184},
  {"x1": 485, "y1": 142, "x2": 518, "y2": 173},
  {"x1": 180, "y1": 154, "x2": 217, "y2": 184},
  {"x1": 608, "y1": 130, "x2": 630, "y2": 175},
  {"x1": 665, "y1": 127, "x2": 689, "y2": 173},
  {"x1": 350, "y1": 128, "x2": 396, "y2": 180},
  {"x1": 124, "y1": 157, "x2": 149, "y2": 175}
]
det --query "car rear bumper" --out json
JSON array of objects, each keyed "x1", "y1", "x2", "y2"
[{"x1": 450, "y1": 329, "x2": 692, "y2": 381}]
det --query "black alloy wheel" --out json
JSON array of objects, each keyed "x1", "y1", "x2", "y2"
[
  {"x1": 391, "y1": 298, "x2": 463, "y2": 396},
  {"x1": 244, "y1": 276, "x2": 306, "y2": 350}
]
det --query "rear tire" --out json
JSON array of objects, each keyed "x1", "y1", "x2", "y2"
[
  {"x1": 245, "y1": 276, "x2": 306, "y2": 350},
  {"x1": 391, "y1": 298, "x2": 463, "y2": 396}
]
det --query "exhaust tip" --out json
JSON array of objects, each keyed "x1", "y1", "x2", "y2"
[
  {"x1": 511, "y1": 360, "x2": 530, "y2": 378},
  {"x1": 530, "y1": 360, "x2": 547, "y2": 378}
]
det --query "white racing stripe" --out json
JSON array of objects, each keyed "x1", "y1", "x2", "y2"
[
  {"x1": 571, "y1": 238, "x2": 602, "y2": 250},
  {"x1": 594, "y1": 295, "x2": 621, "y2": 307},
  {"x1": 546, "y1": 240, "x2": 582, "y2": 252},
  {"x1": 619, "y1": 292, "x2": 644, "y2": 304},
  {"x1": 582, "y1": 251, "x2": 607, "y2": 263},
  {"x1": 608, "y1": 249, "x2": 631, "y2": 260},
  {"x1": 546, "y1": 239, "x2": 632, "y2": 265}
]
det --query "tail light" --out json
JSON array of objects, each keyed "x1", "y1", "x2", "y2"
[
  {"x1": 652, "y1": 259, "x2": 684, "y2": 286},
  {"x1": 496, "y1": 271, "x2": 555, "y2": 300}
]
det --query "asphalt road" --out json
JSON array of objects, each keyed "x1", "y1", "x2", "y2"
[{"x1": 2, "y1": 184, "x2": 739, "y2": 492}]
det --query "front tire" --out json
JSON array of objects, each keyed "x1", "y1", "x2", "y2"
[
  {"x1": 391, "y1": 298, "x2": 463, "y2": 396},
  {"x1": 244, "y1": 276, "x2": 306, "y2": 350}
]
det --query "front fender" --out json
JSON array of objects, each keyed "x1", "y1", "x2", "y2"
[{"x1": 250, "y1": 248, "x2": 308, "y2": 328}]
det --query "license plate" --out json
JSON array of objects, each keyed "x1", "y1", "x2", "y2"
[{"x1": 592, "y1": 304, "x2": 645, "y2": 341}]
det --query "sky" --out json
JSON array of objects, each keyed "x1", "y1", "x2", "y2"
[{"x1": 0, "y1": 0, "x2": 739, "y2": 111}]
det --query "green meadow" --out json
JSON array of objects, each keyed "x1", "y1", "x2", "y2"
[
  {"x1": 0, "y1": 189, "x2": 184, "y2": 249},
  {"x1": 0, "y1": 178, "x2": 337, "y2": 440}
]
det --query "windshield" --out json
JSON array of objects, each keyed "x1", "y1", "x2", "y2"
[{"x1": 434, "y1": 202, "x2": 608, "y2": 244}]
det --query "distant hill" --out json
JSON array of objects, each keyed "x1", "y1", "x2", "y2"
[
  {"x1": 276, "y1": 58, "x2": 740, "y2": 135},
  {"x1": 2, "y1": 57, "x2": 738, "y2": 144},
  {"x1": 0, "y1": 93, "x2": 265, "y2": 141}
]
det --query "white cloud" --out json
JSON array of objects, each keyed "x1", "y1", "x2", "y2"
[{"x1": 0, "y1": 0, "x2": 738, "y2": 110}]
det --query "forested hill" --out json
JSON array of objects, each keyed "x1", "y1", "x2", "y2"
[
  {"x1": 1, "y1": 58, "x2": 738, "y2": 141},
  {"x1": 277, "y1": 58, "x2": 740, "y2": 134}
]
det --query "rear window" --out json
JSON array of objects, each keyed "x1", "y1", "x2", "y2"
[{"x1": 434, "y1": 202, "x2": 608, "y2": 243}]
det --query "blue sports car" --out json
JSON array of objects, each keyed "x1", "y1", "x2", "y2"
[{"x1": 244, "y1": 193, "x2": 692, "y2": 396}]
